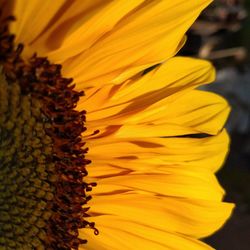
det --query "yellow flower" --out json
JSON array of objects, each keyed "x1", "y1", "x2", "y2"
[{"x1": 0, "y1": 0, "x2": 234, "y2": 250}]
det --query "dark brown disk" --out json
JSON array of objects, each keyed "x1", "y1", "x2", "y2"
[{"x1": 0, "y1": 11, "x2": 98, "y2": 250}]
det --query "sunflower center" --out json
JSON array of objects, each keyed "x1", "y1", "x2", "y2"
[
  {"x1": 0, "y1": 72, "x2": 56, "y2": 249},
  {"x1": 0, "y1": 15, "x2": 97, "y2": 250}
]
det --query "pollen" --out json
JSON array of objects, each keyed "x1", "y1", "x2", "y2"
[{"x1": 0, "y1": 16, "x2": 97, "y2": 250}]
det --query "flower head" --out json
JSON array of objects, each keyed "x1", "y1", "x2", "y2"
[{"x1": 0, "y1": 0, "x2": 234, "y2": 249}]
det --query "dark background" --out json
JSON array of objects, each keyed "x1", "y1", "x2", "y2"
[{"x1": 180, "y1": 1, "x2": 250, "y2": 249}]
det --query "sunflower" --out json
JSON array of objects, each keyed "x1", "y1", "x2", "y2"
[{"x1": 0, "y1": 0, "x2": 234, "y2": 250}]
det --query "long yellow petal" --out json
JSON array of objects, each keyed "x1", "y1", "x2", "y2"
[
  {"x1": 28, "y1": 1, "x2": 144, "y2": 58},
  {"x1": 88, "y1": 194, "x2": 234, "y2": 238},
  {"x1": 61, "y1": 0, "x2": 212, "y2": 87},
  {"x1": 11, "y1": 0, "x2": 66, "y2": 44},
  {"x1": 80, "y1": 215, "x2": 216, "y2": 250},
  {"x1": 80, "y1": 57, "x2": 215, "y2": 123},
  {"x1": 87, "y1": 130, "x2": 229, "y2": 173},
  {"x1": 93, "y1": 90, "x2": 229, "y2": 137}
]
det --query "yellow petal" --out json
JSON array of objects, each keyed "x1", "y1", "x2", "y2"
[
  {"x1": 80, "y1": 215, "x2": 215, "y2": 250},
  {"x1": 111, "y1": 90, "x2": 230, "y2": 137},
  {"x1": 89, "y1": 194, "x2": 234, "y2": 238},
  {"x1": 61, "y1": 0, "x2": 212, "y2": 87},
  {"x1": 11, "y1": 0, "x2": 66, "y2": 44},
  {"x1": 11, "y1": 0, "x2": 211, "y2": 88},
  {"x1": 160, "y1": 90, "x2": 229, "y2": 135},
  {"x1": 30, "y1": 1, "x2": 144, "y2": 58},
  {"x1": 81, "y1": 57, "x2": 215, "y2": 122},
  {"x1": 90, "y1": 171, "x2": 224, "y2": 201},
  {"x1": 87, "y1": 130, "x2": 229, "y2": 173},
  {"x1": 111, "y1": 57, "x2": 215, "y2": 103}
]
